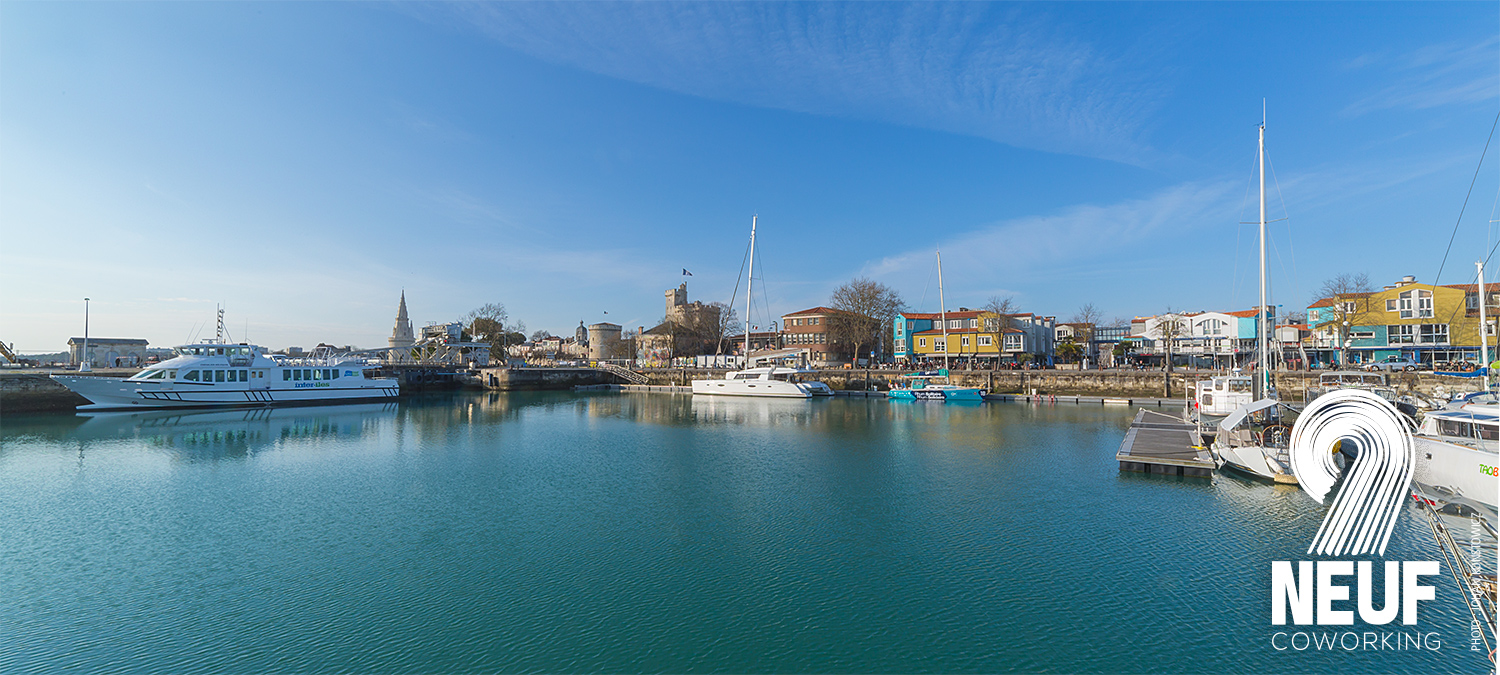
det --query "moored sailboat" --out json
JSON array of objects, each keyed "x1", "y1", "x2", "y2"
[
  {"x1": 888, "y1": 249, "x2": 986, "y2": 402},
  {"x1": 1212, "y1": 113, "x2": 1298, "y2": 483}
]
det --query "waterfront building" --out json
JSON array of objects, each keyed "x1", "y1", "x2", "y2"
[
  {"x1": 1090, "y1": 325, "x2": 1132, "y2": 368},
  {"x1": 637, "y1": 324, "x2": 674, "y2": 367},
  {"x1": 67, "y1": 337, "x2": 149, "y2": 368},
  {"x1": 422, "y1": 322, "x2": 464, "y2": 343},
  {"x1": 1306, "y1": 275, "x2": 1491, "y2": 366},
  {"x1": 1054, "y1": 322, "x2": 1095, "y2": 366},
  {"x1": 1128, "y1": 307, "x2": 1273, "y2": 369},
  {"x1": 900, "y1": 310, "x2": 1056, "y2": 367},
  {"x1": 389, "y1": 291, "x2": 415, "y2": 349},
  {"x1": 781, "y1": 307, "x2": 843, "y2": 366}
]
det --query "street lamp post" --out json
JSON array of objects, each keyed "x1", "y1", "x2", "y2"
[{"x1": 79, "y1": 297, "x2": 92, "y2": 372}]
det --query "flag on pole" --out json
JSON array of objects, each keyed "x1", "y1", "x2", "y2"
[{"x1": 682, "y1": 269, "x2": 693, "y2": 276}]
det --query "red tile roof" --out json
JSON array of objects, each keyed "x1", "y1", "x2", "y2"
[
  {"x1": 900, "y1": 310, "x2": 985, "y2": 320},
  {"x1": 783, "y1": 306, "x2": 844, "y2": 317},
  {"x1": 1308, "y1": 293, "x2": 1373, "y2": 308},
  {"x1": 1441, "y1": 282, "x2": 1500, "y2": 292}
]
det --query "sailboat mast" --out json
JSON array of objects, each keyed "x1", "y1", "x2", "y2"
[
  {"x1": 1258, "y1": 116, "x2": 1270, "y2": 397},
  {"x1": 937, "y1": 249, "x2": 949, "y2": 370},
  {"x1": 745, "y1": 216, "x2": 756, "y2": 365},
  {"x1": 1480, "y1": 260, "x2": 1490, "y2": 392}
]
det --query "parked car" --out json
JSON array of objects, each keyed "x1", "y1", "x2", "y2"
[{"x1": 1364, "y1": 355, "x2": 1420, "y2": 372}]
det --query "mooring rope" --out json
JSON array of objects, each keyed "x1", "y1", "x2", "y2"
[{"x1": 1289, "y1": 389, "x2": 1415, "y2": 556}]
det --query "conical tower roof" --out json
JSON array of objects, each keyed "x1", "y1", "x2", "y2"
[{"x1": 389, "y1": 291, "x2": 415, "y2": 348}]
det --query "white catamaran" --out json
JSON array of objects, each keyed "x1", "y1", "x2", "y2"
[{"x1": 692, "y1": 216, "x2": 829, "y2": 398}]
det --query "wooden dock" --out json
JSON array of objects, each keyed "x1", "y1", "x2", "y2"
[{"x1": 1116, "y1": 409, "x2": 1216, "y2": 478}]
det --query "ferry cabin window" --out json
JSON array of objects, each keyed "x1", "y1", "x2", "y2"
[
  {"x1": 325, "y1": 369, "x2": 334, "y2": 380},
  {"x1": 312, "y1": 369, "x2": 322, "y2": 380},
  {"x1": 167, "y1": 370, "x2": 177, "y2": 379},
  {"x1": 215, "y1": 370, "x2": 225, "y2": 382},
  {"x1": 1230, "y1": 381, "x2": 1252, "y2": 393},
  {"x1": 184, "y1": 370, "x2": 200, "y2": 381},
  {"x1": 283, "y1": 370, "x2": 291, "y2": 381}
]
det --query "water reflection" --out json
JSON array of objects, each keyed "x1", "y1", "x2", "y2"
[{"x1": 71, "y1": 403, "x2": 402, "y2": 461}]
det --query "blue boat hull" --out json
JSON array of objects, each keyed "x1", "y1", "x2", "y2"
[{"x1": 887, "y1": 387, "x2": 986, "y2": 401}]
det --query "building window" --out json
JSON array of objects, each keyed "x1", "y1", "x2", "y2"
[
  {"x1": 961, "y1": 336, "x2": 970, "y2": 347},
  {"x1": 1387, "y1": 299, "x2": 1397, "y2": 312},
  {"x1": 968, "y1": 319, "x2": 978, "y2": 328},
  {"x1": 1399, "y1": 290, "x2": 1433, "y2": 319},
  {"x1": 934, "y1": 339, "x2": 946, "y2": 352},
  {"x1": 1003, "y1": 334, "x2": 1023, "y2": 350},
  {"x1": 1388, "y1": 325, "x2": 1414, "y2": 345},
  {"x1": 918, "y1": 337, "x2": 926, "y2": 348},
  {"x1": 1418, "y1": 324, "x2": 1449, "y2": 344},
  {"x1": 895, "y1": 338, "x2": 906, "y2": 351},
  {"x1": 979, "y1": 335, "x2": 993, "y2": 346}
]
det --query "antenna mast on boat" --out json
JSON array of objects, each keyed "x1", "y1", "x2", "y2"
[
  {"x1": 745, "y1": 215, "x2": 756, "y2": 366},
  {"x1": 216, "y1": 305, "x2": 226, "y2": 344},
  {"x1": 937, "y1": 248, "x2": 949, "y2": 371},
  {"x1": 1257, "y1": 107, "x2": 1271, "y2": 398}
]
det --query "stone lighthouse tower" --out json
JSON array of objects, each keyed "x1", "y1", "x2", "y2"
[{"x1": 389, "y1": 291, "x2": 415, "y2": 349}]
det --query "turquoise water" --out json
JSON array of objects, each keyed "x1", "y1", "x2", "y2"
[{"x1": 0, "y1": 392, "x2": 1485, "y2": 674}]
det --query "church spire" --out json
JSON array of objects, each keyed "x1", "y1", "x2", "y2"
[{"x1": 389, "y1": 291, "x2": 415, "y2": 348}]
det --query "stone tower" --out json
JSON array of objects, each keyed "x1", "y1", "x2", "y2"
[
  {"x1": 575, "y1": 320, "x2": 588, "y2": 346},
  {"x1": 666, "y1": 283, "x2": 688, "y2": 322},
  {"x1": 389, "y1": 291, "x2": 415, "y2": 348}
]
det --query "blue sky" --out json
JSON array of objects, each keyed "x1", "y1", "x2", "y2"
[{"x1": 3, "y1": 2, "x2": 1497, "y2": 353}]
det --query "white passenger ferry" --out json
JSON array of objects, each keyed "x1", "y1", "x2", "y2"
[{"x1": 51, "y1": 342, "x2": 399, "y2": 410}]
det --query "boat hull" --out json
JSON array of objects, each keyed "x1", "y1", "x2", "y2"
[
  {"x1": 690, "y1": 379, "x2": 812, "y2": 398},
  {"x1": 1412, "y1": 435, "x2": 1498, "y2": 511},
  {"x1": 51, "y1": 375, "x2": 400, "y2": 411},
  {"x1": 888, "y1": 387, "x2": 986, "y2": 401},
  {"x1": 1215, "y1": 443, "x2": 1298, "y2": 484}
]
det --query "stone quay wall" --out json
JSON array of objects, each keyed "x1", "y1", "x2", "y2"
[
  {"x1": 475, "y1": 367, "x2": 625, "y2": 391},
  {"x1": 1, "y1": 372, "x2": 100, "y2": 414}
]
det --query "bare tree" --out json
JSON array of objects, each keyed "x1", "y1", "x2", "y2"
[
  {"x1": 828, "y1": 278, "x2": 905, "y2": 365},
  {"x1": 708, "y1": 302, "x2": 742, "y2": 354},
  {"x1": 1072, "y1": 302, "x2": 1103, "y2": 328},
  {"x1": 530, "y1": 329, "x2": 554, "y2": 342},
  {"x1": 1312, "y1": 272, "x2": 1374, "y2": 365},
  {"x1": 982, "y1": 295, "x2": 1018, "y2": 333},
  {"x1": 467, "y1": 303, "x2": 525, "y2": 357},
  {"x1": 1156, "y1": 309, "x2": 1188, "y2": 374}
]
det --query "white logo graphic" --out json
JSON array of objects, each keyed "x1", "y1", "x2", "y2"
[{"x1": 1289, "y1": 389, "x2": 1415, "y2": 556}]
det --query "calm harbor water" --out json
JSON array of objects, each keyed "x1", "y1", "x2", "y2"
[{"x1": 0, "y1": 392, "x2": 1484, "y2": 674}]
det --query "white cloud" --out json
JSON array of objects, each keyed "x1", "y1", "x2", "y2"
[
  {"x1": 1343, "y1": 36, "x2": 1499, "y2": 116},
  {"x1": 862, "y1": 180, "x2": 1238, "y2": 288},
  {"x1": 433, "y1": 3, "x2": 1168, "y2": 163}
]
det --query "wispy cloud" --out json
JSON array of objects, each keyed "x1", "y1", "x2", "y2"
[
  {"x1": 431, "y1": 3, "x2": 1169, "y2": 164},
  {"x1": 1343, "y1": 36, "x2": 1499, "y2": 116},
  {"x1": 863, "y1": 179, "x2": 1238, "y2": 285}
]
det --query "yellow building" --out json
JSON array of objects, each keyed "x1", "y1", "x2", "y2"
[
  {"x1": 1306, "y1": 275, "x2": 1496, "y2": 366},
  {"x1": 905, "y1": 310, "x2": 1057, "y2": 365}
]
